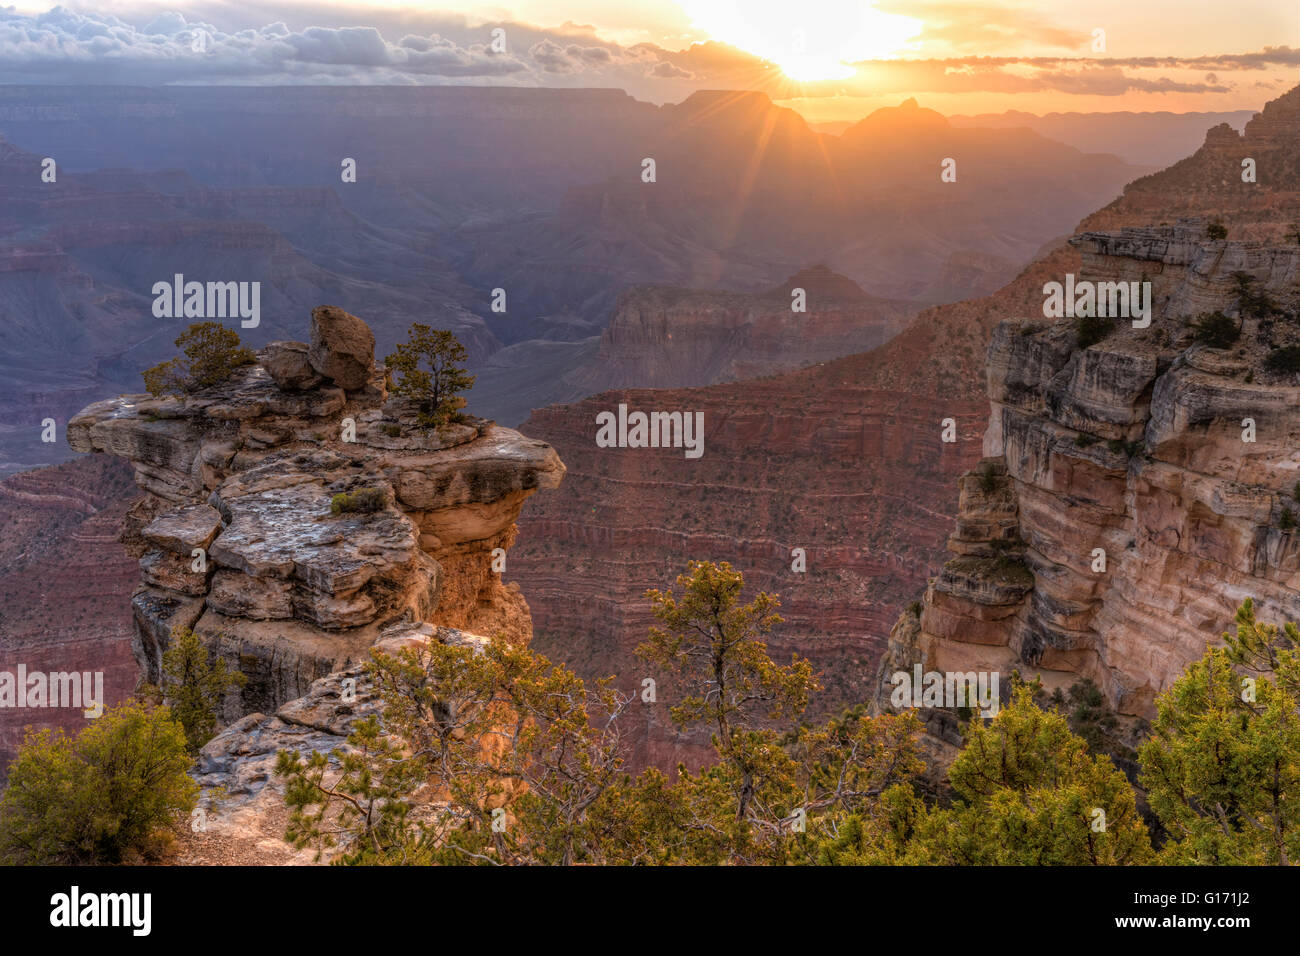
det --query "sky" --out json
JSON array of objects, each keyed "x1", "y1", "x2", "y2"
[{"x1": 2, "y1": 0, "x2": 1297, "y2": 122}]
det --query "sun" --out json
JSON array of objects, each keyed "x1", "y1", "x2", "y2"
[{"x1": 678, "y1": 0, "x2": 922, "y2": 82}]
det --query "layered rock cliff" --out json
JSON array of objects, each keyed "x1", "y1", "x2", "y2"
[
  {"x1": 0, "y1": 456, "x2": 138, "y2": 781},
  {"x1": 511, "y1": 245, "x2": 1076, "y2": 769},
  {"x1": 562, "y1": 266, "x2": 918, "y2": 393},
  {"x1": 876, "y1": 220, "x2": 1300, "y2": 762},
  {"x1": 873, "y1": 84, "x2": 1300, "y2": 766}
]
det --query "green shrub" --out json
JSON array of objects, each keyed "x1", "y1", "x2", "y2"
[
  {"x1": 1074, "y1": 433, "x2": 1100, "y2": 447},
  {"x1": 161, "y1": 625, "x2": 247, "y2": 755},
  {"x1": 1206, "y1": 220, "x2": 1228, "y2": 241},
  {"x1": 1076, "y1": 314, "x2": 1114, "y2": 349},
  {"x1": 1265, "y1": 346, "x2": 1300, "y2": 375},
  {"x1": 0, "y1": 700, "x2": 197, "y2": 864},
  {"x1": 1190, "y1": 311, "x2": 1239, "y2": 348},
  {"x1": 330, "y1": 487, "x2": 387, "y2": 515},
  {"x1": 142, "y1": 322, "x2": 255, "y2": 397},
  {"x1": 381, "y1": 423, "x2": 402, "y2": 437},
  {"x1": 384, "y1": 324, "x2": 476, "y2": 429},
  {"x1": 1281, "y1": 507, "x2": 1296, "y2": 532}
]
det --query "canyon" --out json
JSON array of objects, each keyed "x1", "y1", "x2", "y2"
[
  {"x1": 3, "y1": 85, "x2": 1298, "y2": 796},
  {"x1": 511, "y1": 85, "x2": 1300, "y2": 769},
  {"x1": 0, "y1": 85, "x2": 1150, "y2": 476}
]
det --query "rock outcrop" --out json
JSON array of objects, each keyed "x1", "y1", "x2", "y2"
[
  {"x1": 876, "y1": 221, "x2": 1300, "y2": 759},
  {"x1": 68, "y1": 306, "x2": 563, "y2": 727}
]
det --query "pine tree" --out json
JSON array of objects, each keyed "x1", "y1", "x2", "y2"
[
  {"x1": 384, "y1": 324, "x2": 476, "y2": 428},
  {"x1": 161, "y1": 625, "x2": 247, "y2": 755},
  {"x1": 1140, "y1": 600, "x2": 1300, "y2": 864}
]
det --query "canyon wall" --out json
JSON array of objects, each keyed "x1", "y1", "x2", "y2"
[
  {"x1": 511, "y1": 245, "x2": 1078, "y2": 768},
  {"x1": 0, "y1": 456, "x2": 138, "y2": 780},
  {"x1": 562, "y1": 266, "x2": 918, "y2": 393},
  {"x1": 874, "y1": 86, "x2": 1300, "y2": 755}
]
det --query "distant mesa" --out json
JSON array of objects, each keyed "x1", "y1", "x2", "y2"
[{"x1": 767, "y1": 265, "x2": 873, "y2": 303}]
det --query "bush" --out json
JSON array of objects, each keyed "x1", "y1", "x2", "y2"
[
  {"x1": 1281, "y1": 507, "x2": 1296, "y2": 532},
  {"x1": 381, "y1": 423, "x2": 401, "y2": 437},
  {"x1": 1264, "y1": 346, "x2": 1300, "y2": 375},
  {"x1": 330, "y1": 487, "x2": 387, "y2": 515},
  {"x1": 976, "y1": 461, "x2": 998, "y2": 493},
  {"x1": 1190, "y1": 311, "x2": 1239, "y2": 348},
  {"x1": 142, "y1": 322, "x2": 255, "y2": 397},
  {"x1": 1230, "y1": 271, "x2": 1278, "y2": 320},
  {"x1": 384, "y1": 324, "x2": 476, "y2": 429},
  {"x1": 1074, "y1": 433, "x2": 1100, "y2": 447},
  {"x1": 1076, "y1": 314, "x2": 1114, "y2": 349},
  {"x1": 1206, "y1": 220, "x2": 1228, "y2": 241},
  {"x1": 0, "y1": 700, "x2": 197, "y2": 864},
  {"x1": 161, "y1": 625, "x2": 247, "y2": 755}
]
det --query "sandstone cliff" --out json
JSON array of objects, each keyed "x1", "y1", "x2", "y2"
[
  {"x1": 0, "y1": 456, "x2": 139, "y2": 781},
  {"x1": 876, "y1": 224, "x2": 1300, "y2": 763},
  {"x1": 511, "y1": 244, "x2": 1076, "y2": 769}
]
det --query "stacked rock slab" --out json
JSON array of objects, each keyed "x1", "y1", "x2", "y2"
[
  {"x1": 876, "y1": 223, "x2": 1300, "y2": 739},
  {"x1": 69, "y1": 305, "x2": 564, "y2": 720}
]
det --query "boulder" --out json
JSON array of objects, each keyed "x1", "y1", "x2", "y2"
[
  {"x1": 308, "y1": 305, "x2": 375, "y2": 390},
  {"x1": 261, "y1": 341, "x2": 323, "y2": 391}
]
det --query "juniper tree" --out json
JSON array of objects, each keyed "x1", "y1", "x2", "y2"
[
  {"x1": 0, "y1": 700, "x2": 197, "y2": 864},
  {"x1": 899, "y1": 680, "x2": 1152, "y2": 865},
  {"x1": 142, "y1": 321, "x2": 255, "y2": 397},
  {"x1": 160, "y1": 625, "x2": 247, "y2": 755},
  {"x1": 1139, "y1": 602, "x2": 1300, "y2": 865},
  {"x1": 276, "y1": 635, "x2": 633, "y2": 865},
  {"x1": 384, "y1": 324, "x2": 476, "y2": 428}
]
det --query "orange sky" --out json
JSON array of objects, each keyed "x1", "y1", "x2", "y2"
[
  {"x1": 14, "y1": 0, "x2": 1298, "y2": 119},
  {"x1": 412, "y1": 0, "x2": 1300, "y2": 118}
]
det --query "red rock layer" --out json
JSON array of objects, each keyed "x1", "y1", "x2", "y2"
[{"x1": 0, "y1": 456, "x2": 139, "y2": 779}]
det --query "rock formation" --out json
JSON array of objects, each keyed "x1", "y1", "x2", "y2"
[
  {"x1": 875, "y1": 220, "x2": 1300, "y2": 764},
  {"x1": 561, "y1": 266, "x2": 918, "y2": 394},
  {"x1": 66, "y1": 306, "x2": 563, "y2": 859}
]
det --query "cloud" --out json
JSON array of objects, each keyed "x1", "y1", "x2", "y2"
[
  {"x1": 648, "y1": 60, "x2": 693, "y2": 79},
  {"x1": 0, "y1": 5, "x2": 1287, "y2": 103},
  {"x1": 0, "y1": 7, "x2": 530, "y2": 83}
]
